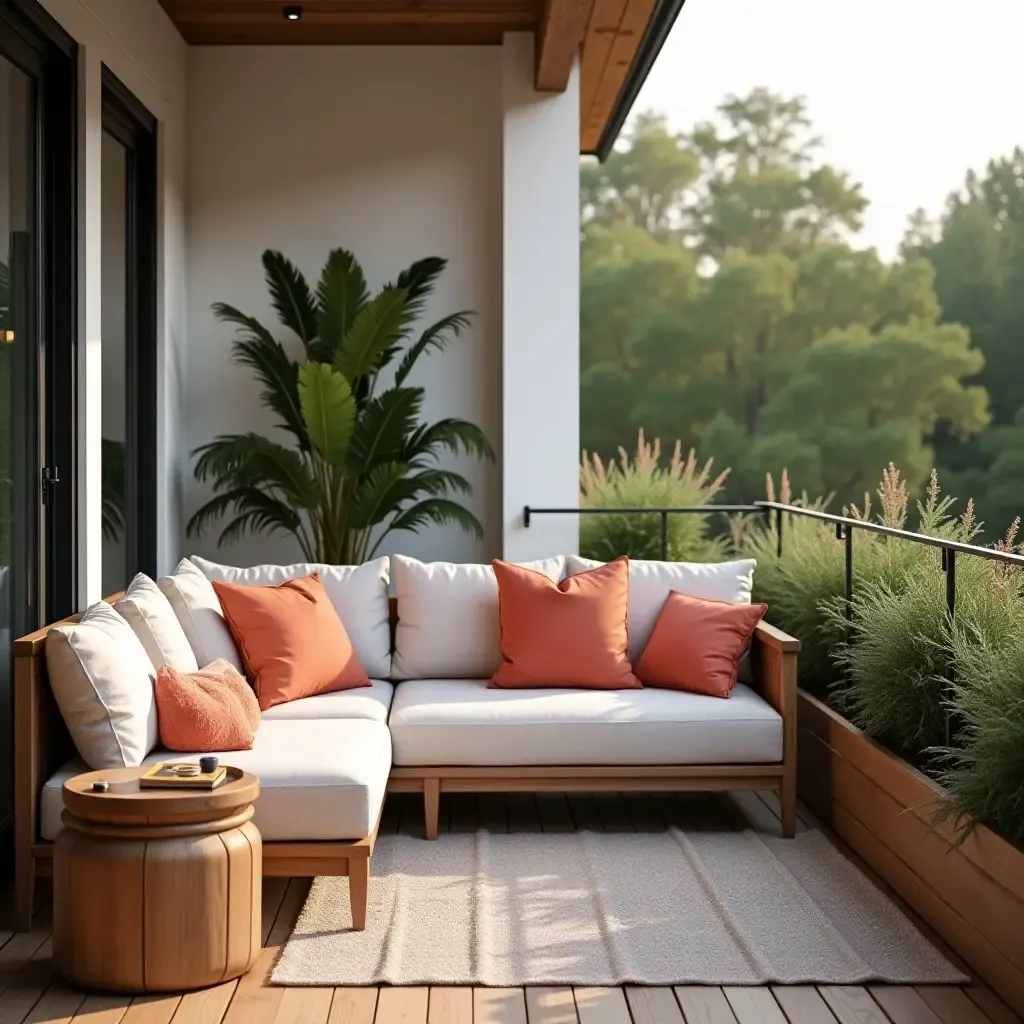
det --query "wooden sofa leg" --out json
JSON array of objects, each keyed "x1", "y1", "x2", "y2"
[
  {"x1": 780, "y1": 773, "x2": 797, "y2": 838},
  {"x1": 349, "y1": 857, "x2": 369, "y2": 931},
  {"x1": 424, "y1": 779, "x2": 440, "y2": 841}
]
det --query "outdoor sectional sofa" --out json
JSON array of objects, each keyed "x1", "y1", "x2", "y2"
[{"x1": 13, "y1": 553, "x2": 799, "y2": 934}]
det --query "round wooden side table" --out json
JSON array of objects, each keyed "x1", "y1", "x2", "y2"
[{"x1": 54, "y1": 766, "x2": 262, "y2": 993}]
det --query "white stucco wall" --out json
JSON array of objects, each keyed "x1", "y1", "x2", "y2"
[
  {"x1": 184, "y1": 46, "x2": 504, "y2": 566},
  {"x1": 39, "y1": 0, "x2": 188, "y2": 598},
  {"x1": 501, "y1": 34, "x2": 580, "y2": 560}
]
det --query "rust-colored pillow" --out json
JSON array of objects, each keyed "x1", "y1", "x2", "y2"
[
  {"x1": 490, "y1": 556, "x2": 640, "y2": 689},
  {"x1": 212, "y1": 573, "x2": 370, "y2": 711},
  {"x1": 155, "y1": 659, "x2": 261, "y2": 752},
  {"x1": 636, "y1": 592, "x2": 768, "y2": 698}
]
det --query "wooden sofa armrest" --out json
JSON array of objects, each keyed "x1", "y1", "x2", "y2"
[{"x1": 751, "y1": 620, "x2": 799, "y2": 836}]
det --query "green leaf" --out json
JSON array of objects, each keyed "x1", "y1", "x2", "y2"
[
  {"x1": 298, "y1": 362, "x2": 356, "y2": 467},
  {"x1": 391, "y1": 257, "x2": 446, "y2": 322},
  {"x1": 394, "y1": 311, "x2": 473, "y2": 386},
  {"x1": 387, "y1": 498, "x2": 484, "y2": 539},
  {"x1": 192, "y1": 433, "x2": 320, "y2": 508},
  {"x1": 263, "y1": 250, "x2": 318, "y2": 346},
  {"x1": 334, "y1": 287, "x2": 413, "y2": 384},
  {"x1": 348, "y1": 387, "x2": 423, "y2": 475},
  {"x1": 214, "y1": 302, "x2": 307, "y2": 446},
  {"x1": 346, "y1": 461, "x2": 414, "y2": 530},
  {"x1": 315, "y1": 249, "x2": 369, "y2": 362},
  {"x1": 404, "y1": 418, "x2": 495, "y2": 462}
]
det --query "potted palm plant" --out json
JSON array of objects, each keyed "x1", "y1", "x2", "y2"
[{"x1": 187, "y1": 249, "x2": 493, "y2": 563}]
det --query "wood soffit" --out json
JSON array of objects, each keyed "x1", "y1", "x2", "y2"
[{"x1": 156, "y1": 0, "x2": 670, "y2": 154}]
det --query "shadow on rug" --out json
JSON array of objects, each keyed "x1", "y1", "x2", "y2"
[{"x1": 271, "y1": 828, "x2": 967, "y2": 987}]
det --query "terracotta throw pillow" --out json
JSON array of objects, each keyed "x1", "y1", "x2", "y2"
[
  {"x1": 212, "y1": 573, "x2": 370, "y2": 711},
  {"x1": 636, "y1": 592, "x2": 768, "y2": 698},
  {"x1": 155, "y1": 659, "x2": 261, "y2": 752},
  {"x1": 490, "y1": 556, "x2": 641, "y2": 689}
]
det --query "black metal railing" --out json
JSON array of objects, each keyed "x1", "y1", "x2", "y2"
[{"x1": 524, "y1": 499, "x2": 1024, "y2": 743}]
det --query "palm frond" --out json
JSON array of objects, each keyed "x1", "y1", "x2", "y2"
[
  {"x1": 386, "y1": 498, "x2": 484, "y2": 539},
  {"x1": 192, "y1": 433, "x2": 320, "y2": 507},
  {"x1": 187, "y1": 487, "x2": 305, "y2": 550},
  {"x1": 298, "y1": 362, "x2": 356, "y2": 467},
  {"x1": 404, "y1": 418, "x2": 495, "y2": 462},
  {"x1": 214, "y1": 302, "x2": 307, "y2": 445},
  {"x1": 262, "y1": 250, "x2": 318, "y2": 346},
  {"x1": 346, "y1": 460, "x2": 413, "y2": 530},
  {"x1": 315, "y1": 248, "x2": 369, "y2": 362},
  {"x1": 394, "y1": 311, "x2": 473, "y2": 387},
  {"x1": 348, "y1": 387, "x2": 423, "y2": 474},
  {"x1": 390, "y1": 257, "x2": 446, "y2": 322},
  {"x1": 334, "y1": 287, "x2": 413, "y2": 384},
  {"x1": 404, "y1": 467, "x2": 473, "y2": 496}
]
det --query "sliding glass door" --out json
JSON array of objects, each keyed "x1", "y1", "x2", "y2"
[
  {"x1": 102, "y1": 70, "x2": 157, "y2": 593},
  {"x1": 0, "y1": 0, "x2": 76, "y2": 882}
]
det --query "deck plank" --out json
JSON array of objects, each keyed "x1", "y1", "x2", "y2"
[
  {"x1": 525, "y1": 987, "x2": 578, "y2": 1024},
  {"x1": 427, "y1": 988, "x2": 472, "y2": 1024},
  {"x1": 868, "y1": 987, "x2": 943, "y2": 1024},
  {"x1": 536, "y1": 794, "x2": 574, "y2": 833},
  {"x1": 916, "y1": 986, "x2": 1002, "y2": 1024},
  {"x1": 675, "y1": 986, "x2": 739, "y2": 1023},
  {"x1": 473, "y1": 989, "x2": 528, "y2": 1024},
  {"x1": 375, "y1": 987, "x2": 429, "y2": 1024},
  {"x1": 771, "y1": 986, "x2": 839, "y2": 1023},
  {"x1": 273, "y1": 987, "x2": 334, "y2": 1024},
  {"x1": 70, "y1": 992, "x2": 134, "y2": 1023},
  {"x1": 21, "y1": 979, "x2": 85, "y2": 1024},
  {"x1": 329, "y1": 988, "x2": 378, "y2": 1024},
  {"x1": 625, "y1": 986, "x2": 684, "y2": 1024},
  {"x1": 573, "y1": 988, "x2": 631, "y2": 1024},
  {"x1": 819, "y1": 988, "x2": 890, "y2": 1024},
  {"x1": 169, "y1": 981, "x2": 237, "y2": 1024},
  {"x1": 119, "y1": 994, "x2": 182, "y2": 1024},
  {"x1": 964, "y1": 988, "x2": 1024, "y2": 1024},
  {"x1": 724, "y1": 987, "x2": 788, "y2": 1023}
]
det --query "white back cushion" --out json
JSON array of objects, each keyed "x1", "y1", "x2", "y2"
[
  {"x1": 391, "y1": 555, "x2": 566, "y2": 680},
  {"x1": 157, "y1": 558, "x2": 243, "y2": 671},
  {"x1": 115, "y1": 573, "x2": 199, "y2": 671},
  {"x1": 46, "y1": 602, "x2": 158, "y2": 769},
  {"x1": 566, "y1": 556, "x2": 757, "y2": 664},
  {"x1": 189, "y1": 555, "x2": 392, "y2": 679}
]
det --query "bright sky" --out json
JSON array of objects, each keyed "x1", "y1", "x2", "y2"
[{"x1": 635, "y1": 0, "x2": 1024, "y2": 259}]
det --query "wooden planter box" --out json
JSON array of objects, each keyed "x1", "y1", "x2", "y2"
[{"x1": 798, "y1": 690, "x2": 1024, "y2": 1014}]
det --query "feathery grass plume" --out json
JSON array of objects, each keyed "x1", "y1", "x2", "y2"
[{"x1": 579, "y1": 431, "x2": 729, "y2": 562}]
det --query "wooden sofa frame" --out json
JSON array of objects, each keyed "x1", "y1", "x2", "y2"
[{"x1": 12, "y1": 601, "x2": 798, "y2": 934}]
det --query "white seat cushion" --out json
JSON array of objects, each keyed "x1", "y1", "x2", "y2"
[
  {"x1": 260, "y1": 679, "x2": 394, "y2": 723},
  {"x1": 567, "y1": 557, "x2": 757, "y2": 663},
  {"x1": 42, "y1": 719, "x2": 391, "y2": 842},
  {"x1": 391, "y1": 555, "x2": 566, "y2": 679},
  {"x1": 388, "y1": 679, "x2": 782, "y2": 767},
  {"x1": 190, "y1": 556, "x2": 392, "y2": 679}
]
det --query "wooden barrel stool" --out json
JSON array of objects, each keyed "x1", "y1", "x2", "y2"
[{"x1": 54, "y1": 766, "x2": 262, "y2": 992}]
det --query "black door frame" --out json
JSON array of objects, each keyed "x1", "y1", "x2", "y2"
[
  {"x1": 0, "y1": 0, "x2": 77, "y2": 626},
  {"x1": 101, "y1": 67, "x2": 157, "y2": 581}
]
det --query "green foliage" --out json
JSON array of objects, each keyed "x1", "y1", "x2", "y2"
[
  {"x1": 579, "y1": 432, "x2": 729, "y2": 562},
  {"x1": 903, "y1": 149, "x2": 1024, "y2": 534},
  {"x1": 188, "y1": 248, "x2": 493, "y2": 563},
  {"x1": 937, "y1": 597, "x2": 1024, "y2": 842},
  {"x1": 581, "y1": 91, "x2": 990, "y2": 510}
]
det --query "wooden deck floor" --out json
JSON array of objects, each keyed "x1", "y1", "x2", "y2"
[{"x1": 0, "y1": 790, "x2": 1019, "y2": 1024}]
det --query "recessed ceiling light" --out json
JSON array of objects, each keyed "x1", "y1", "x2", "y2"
[{"x1": 283, "y1": 5, "x2": 302, "y2": 20}]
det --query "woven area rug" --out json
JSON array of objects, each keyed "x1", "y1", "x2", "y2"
[{"x1": 271, "y1": 829, "x2": 967, "y2": 987}]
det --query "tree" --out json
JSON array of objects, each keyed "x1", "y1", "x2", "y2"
[
  {"x1": 904, "y1": 148, "x2": 1024, "y2": 531},
  {"x1": 580, "y1": 90, "x2": 990, "y2": 508}
]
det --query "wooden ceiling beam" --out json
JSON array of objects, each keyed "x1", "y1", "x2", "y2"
[{"x1": 535, "y1": 0, "x2": 596, "y2": 91}]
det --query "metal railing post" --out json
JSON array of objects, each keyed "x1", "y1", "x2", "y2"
[
  {"x1": 942, "y1": 546, "x2": 956, "y2": 746},
  {"x1": 776, "y1": 506, "x2": 784, "y2": 559},
  {"x1": 659, "y1": 510, "x2": 669, "y2": 561}
]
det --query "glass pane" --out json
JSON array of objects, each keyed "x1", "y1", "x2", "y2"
[
  {"x1": 0, "y1": 54, "x2": 34, "y2": 825},
  {"x1": 101, "y1": 130, "x2": 128, "y2": 596}
]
